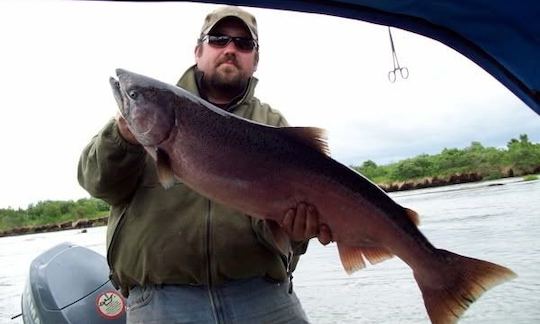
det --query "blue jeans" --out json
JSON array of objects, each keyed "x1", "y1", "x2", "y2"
[{"x1": 126, "y1": 277, "x2": 309, "y2": 323}]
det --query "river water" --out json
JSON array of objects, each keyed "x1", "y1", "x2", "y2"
[{"x1": 1, "y1": 177, "x2": 539, "y2": 323}]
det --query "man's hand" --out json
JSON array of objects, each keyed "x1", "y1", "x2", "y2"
[
  {"x1": 115, "y1": 113, "x2": 139, "y2": 145},
  {"x1": 281, "y1": 203, "x2": 332, "y2": 245}
]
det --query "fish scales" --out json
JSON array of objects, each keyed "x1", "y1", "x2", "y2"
[
  {"x1": 181, "y1": 100, "x2": 404, "y2": 220},
  {"x1": 178, "y1": 110, "x2": 403, "y2": 238}
]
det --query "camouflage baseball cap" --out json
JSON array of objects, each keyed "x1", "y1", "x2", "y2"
[{"x1": 200, "y1": 6, "x2": 258, "y2": 41}]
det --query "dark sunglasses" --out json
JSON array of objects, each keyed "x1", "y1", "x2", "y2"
[{"x1": 201, "y1": 34, "x2": 258, "y2": 51}]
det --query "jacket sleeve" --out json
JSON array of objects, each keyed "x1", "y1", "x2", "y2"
[{"x1": 77, "y1": 119, "x2": 146, "y2": 206}]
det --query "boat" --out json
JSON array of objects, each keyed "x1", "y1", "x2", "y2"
[
  {"x1": 19, "y1": 242, "x2": 125, "y2": 323},
  {"x1": 18, "y1": 1, "x2": 539, "y2": 323}
]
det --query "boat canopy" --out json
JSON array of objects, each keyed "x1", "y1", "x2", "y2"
[{"x1": 186, "y1": 0, "x2": 540, "y2": 115}]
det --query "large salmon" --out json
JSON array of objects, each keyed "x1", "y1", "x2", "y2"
[{"x1": 110, "y1": 68, "x2": 516, "y2": 324}]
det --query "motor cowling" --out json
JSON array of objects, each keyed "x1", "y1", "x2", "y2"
[{"x1": 22, "y1": 242, "x2": 126, "y2": 323}]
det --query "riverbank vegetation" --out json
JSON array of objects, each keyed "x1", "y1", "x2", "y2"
[
  {"x1": 0, "y1": 198, "x2": 109, "y2": 235},
  {"x1": 1, "y1": 134, "x2": 538, "y2": 236},
  {"x1": 353, "y1": 134, "x2": 540, "y2": 191}
]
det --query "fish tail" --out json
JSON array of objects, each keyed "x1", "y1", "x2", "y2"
[{"x1": 414, "y1": 249, "x2": 516, "y2": 324}]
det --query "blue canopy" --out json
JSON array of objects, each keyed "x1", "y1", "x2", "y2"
[{"x1": 187, "y1": 0, "x2": 540, "y2": 115}]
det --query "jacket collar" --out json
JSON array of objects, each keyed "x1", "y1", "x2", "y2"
[{"x1": 176, "y1": 65, "x2": 258, "y2": 111}]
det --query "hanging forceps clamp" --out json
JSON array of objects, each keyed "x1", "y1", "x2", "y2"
[{"x1": 388, "y1": 27, "x2": 409, "y2": 82}]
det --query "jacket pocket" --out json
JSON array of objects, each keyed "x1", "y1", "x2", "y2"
[{"x1": 127, "y1": 285, "x2": 155, "y2": 311}]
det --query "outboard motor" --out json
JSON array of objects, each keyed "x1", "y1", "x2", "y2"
[{"x1": 20, "y1": 242, "x2": 126, "y2": 323}]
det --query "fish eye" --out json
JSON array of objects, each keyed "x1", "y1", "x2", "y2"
[{"x1": 128, "y1": 89, "x2": 138, "y2": 100}]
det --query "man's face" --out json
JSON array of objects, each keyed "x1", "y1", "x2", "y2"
[{"x1": 195, "y1": 18, "x2": 258, "y2": 95}]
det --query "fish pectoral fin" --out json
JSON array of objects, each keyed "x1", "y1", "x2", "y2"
[
  {"x1": 144, "y1": 145, "x2": 157, "y2": 160},
  {"x1": 279, "y1": 127, "x2": 330, "y2": 156},
  {"x1": 156, "y1": 148, "x2": 176, "y2": 189},
  {"x1": 337, "y1": 243, "x2": 394, "y2": 274}
]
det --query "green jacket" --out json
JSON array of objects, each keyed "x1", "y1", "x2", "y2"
[{"x1": 78, "y1": 66, "x2": 307, "y2": 296}]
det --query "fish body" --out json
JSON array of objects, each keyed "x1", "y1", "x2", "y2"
[{"x1": 110, "y1": 69, "x2": 516, "y2": 324}]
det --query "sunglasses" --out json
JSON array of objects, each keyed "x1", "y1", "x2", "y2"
[{"x1": 201, "y1": 34, "x2": 258, "y2": 51}]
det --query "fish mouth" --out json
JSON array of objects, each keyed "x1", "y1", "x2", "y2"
[{"x1": 109, "y1": 76, "x2": 126, "y2": 116}]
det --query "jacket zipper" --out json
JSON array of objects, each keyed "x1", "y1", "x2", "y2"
[
  {"x1": 205, "y1": 199, "x2": 213, "y2": 286},
  {"x1": 205, "y1": 200, "x2": 224, "y2": 323}
]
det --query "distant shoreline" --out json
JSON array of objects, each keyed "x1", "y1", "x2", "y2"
[
  {"x1": 0, "y1": 216, "x2": 108, "y2": 238},
  {"x1": 1, "y1": 173, "x2": 538, "y2": 238},
  {"x1": 379, "y1": 172, "x2": 485, "y2": 192},
  {"x1": 380, "y1": 172, "x2": 538, "y2": 192}
]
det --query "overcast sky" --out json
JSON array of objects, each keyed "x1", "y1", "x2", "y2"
[{"x1": 1, "y1": 1, "x2": 539, "y2": 209}]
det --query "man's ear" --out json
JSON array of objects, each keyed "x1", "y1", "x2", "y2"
[
  {"x1": 194, "y1": 44, "x2": 202, "y2": 60},
  {"x1": 253, "y1": 51, "x2": 259, "y2": 73}
]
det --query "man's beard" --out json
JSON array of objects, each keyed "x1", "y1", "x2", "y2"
[
  {"x1": 204, "y1": 67, "x2": 249, "y2": 96},
  {"x1": 202, "y1": 58, "x2": 249, "y2": 98}
]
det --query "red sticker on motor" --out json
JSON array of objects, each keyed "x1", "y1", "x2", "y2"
[{"x1": 96, "y1": 291, "x2": 125, "y2": 320}]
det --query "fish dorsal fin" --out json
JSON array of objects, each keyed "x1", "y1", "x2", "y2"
[
  {"x1": 405, "y1": 207, "x2": 420, "y2": 225},
  {"x1": 279, "y1": 127, "x2": 330, "y2": 156},
  {"x1": 156, "y1": 148, "x2": 176, "y2": 189}
]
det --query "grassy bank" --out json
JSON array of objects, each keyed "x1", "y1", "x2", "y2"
[
  {"x1": 352, "y1": 134, "x2": 540, "y2": 188},
  {"x1": 0, "y1": 198, "x2": 109, "y2": 236}
]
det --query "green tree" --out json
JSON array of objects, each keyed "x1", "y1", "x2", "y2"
[
  {"x1": 0, "y1": 198, "x2": 110, "y2": 232},
  {"x1": 355, "y1": 160, "x2": 388, "y2": 181},
  {"x1": 351, "y1": 134, "x2": 538, "y2": 185},
  {"x1": 391, "y1": 155, "x2": 433, "y2": 181},
  {"x1": 505, "y1": 134, "x2": 540, "y2": 173}
]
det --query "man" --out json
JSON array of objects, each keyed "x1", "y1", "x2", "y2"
[{"x1": 79, "y1": 5, "x2": 331, "y2": 323}]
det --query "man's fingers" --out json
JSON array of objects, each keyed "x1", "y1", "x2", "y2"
[
  {"x1": 282, "y1": 208, "x2": 295, "y2": 233},
  {"x1": 292, "y1": 203, "x2": 307, "y2": 239},
  {"x1": 317, "y1": 224, "x2": 332, "y2": 245},
  {"x1": 282, "y1": 203, "x2": 330, "y2": 242},
  {"x1": 305, "y1": 206, "x2": 318, "y2": 238}
]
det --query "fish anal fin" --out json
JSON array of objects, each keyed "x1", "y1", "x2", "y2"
[
  {"x1": 280, "y1": 127, "x2": 330, "y2": 156},
  {"x1": 156, "y1": 148, "x2": 175, "y2": 189},
  {"x1": 337, "y1": 244, "x2": 394, "y2": 274},
  {"x1": 416, "y1": 249, "x2": 517, "y2": 324},
  {"x1": 337, "y1": 243, "x2": 366, "y2": 274},
  {"x1": 362, "y1": 246, "x2": 394, "y2": 265},
  {"x1": 405, "y1": 207, "x2": 420, "y2": 225}
]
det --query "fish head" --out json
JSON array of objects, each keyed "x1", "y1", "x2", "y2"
[{"x1": 109, "y1": 68, "x2": 176, "y2": 146}]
